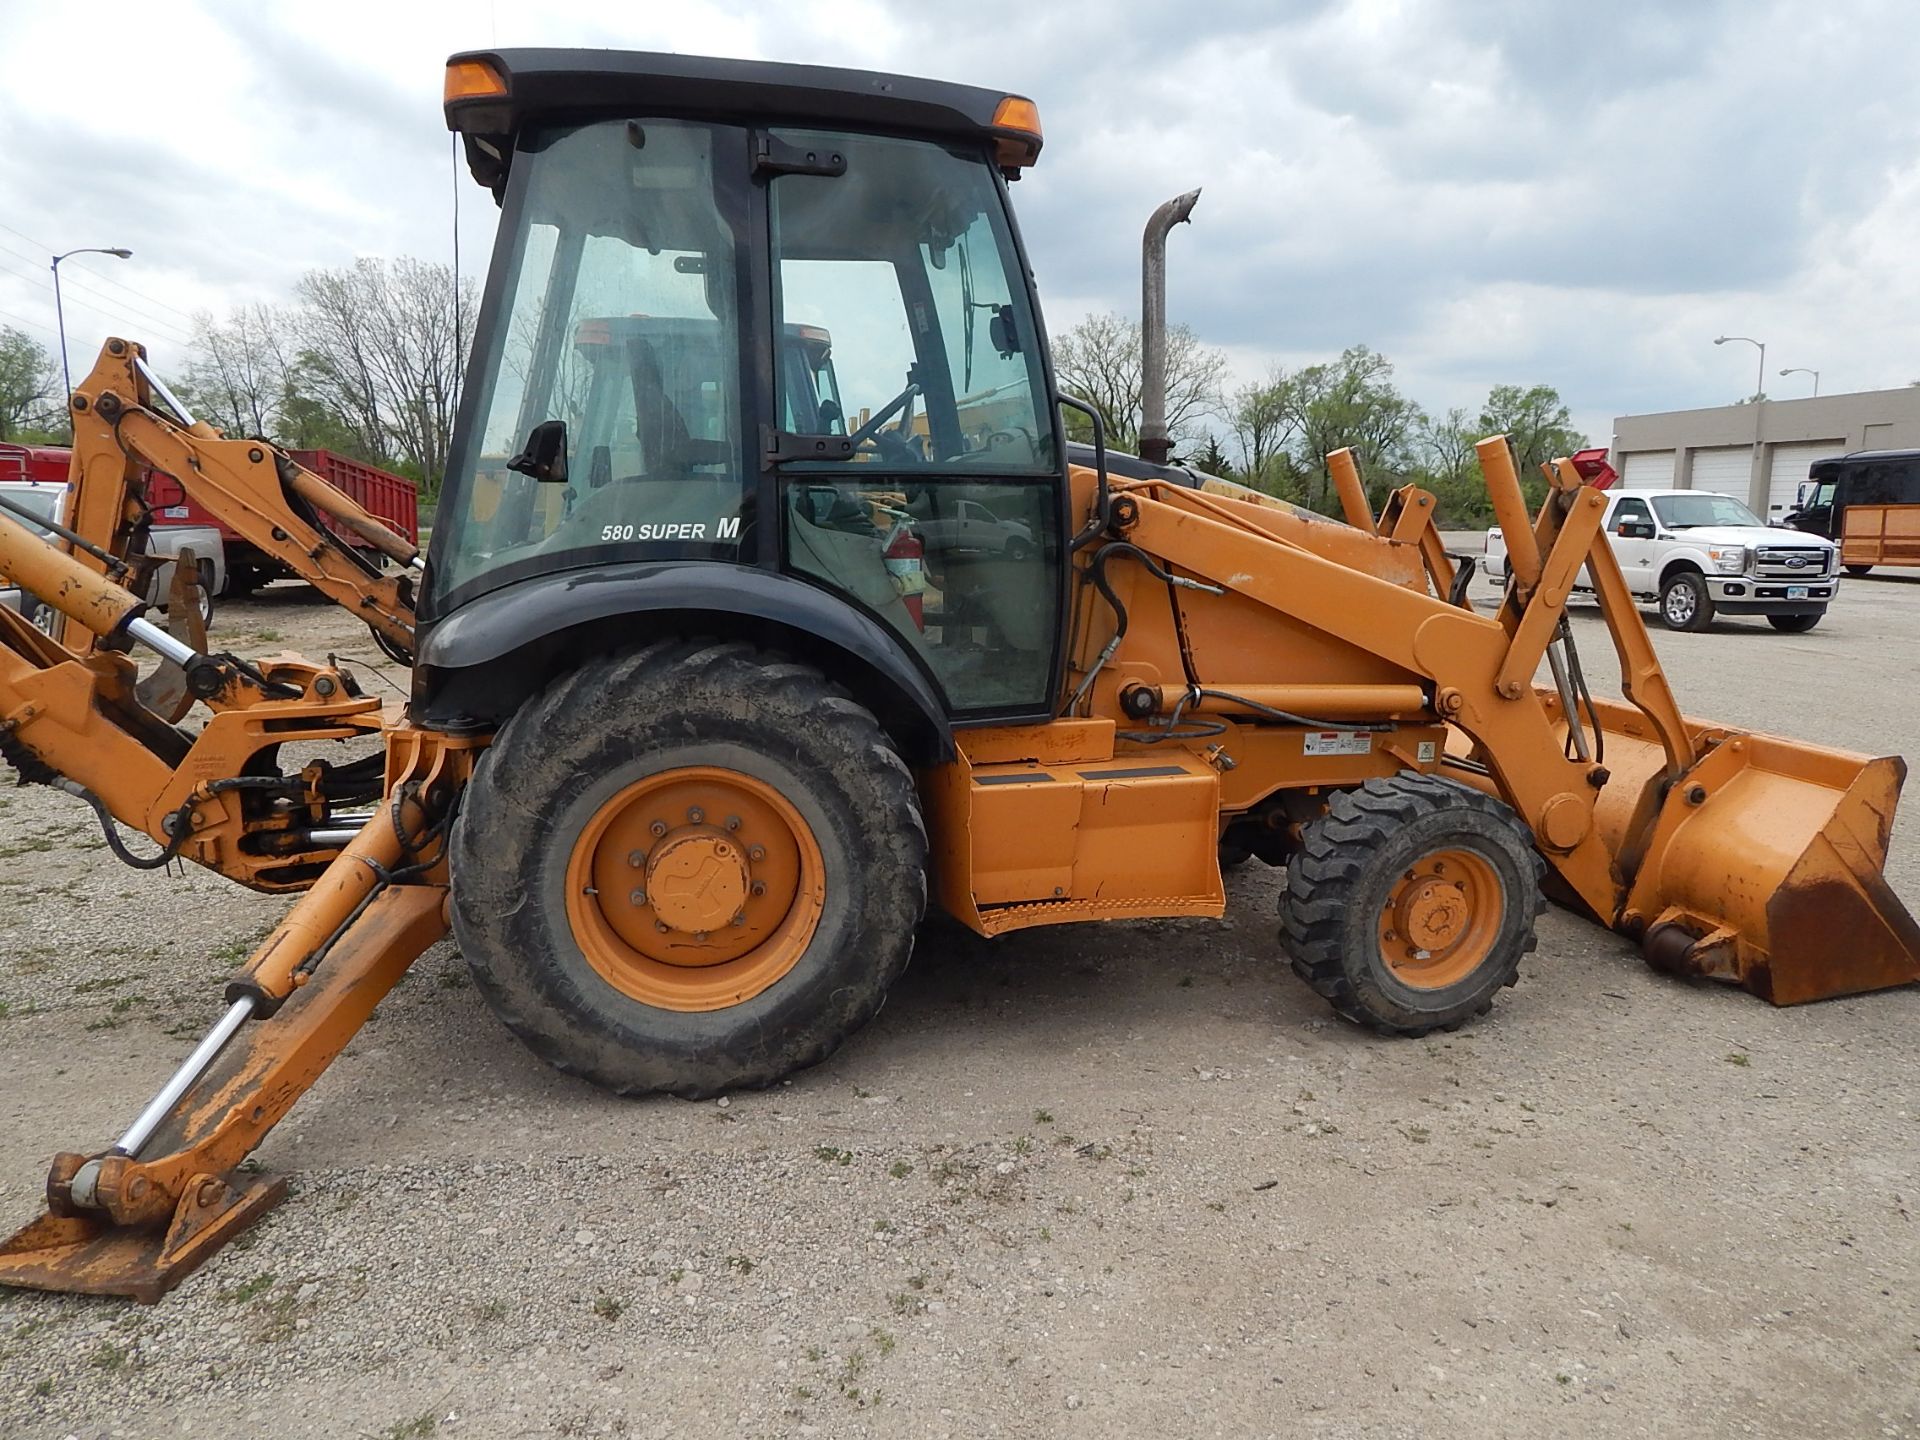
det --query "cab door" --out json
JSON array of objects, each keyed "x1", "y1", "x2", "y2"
[
  {"x1": 762, "y1": 127, "x2": 1066, "y2": 720},
  {"x1": 1607, "y1": 495, "x2": 1658, "y2": 592}
]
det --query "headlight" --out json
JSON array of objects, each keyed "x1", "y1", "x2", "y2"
[{"x1": 1707, "y1": 544, "x2": 1747, "y2": 575}]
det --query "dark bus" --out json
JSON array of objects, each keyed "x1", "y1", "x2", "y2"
[{"x1": 1783, "y1": 450, "x2": 1920, "y2": 574}]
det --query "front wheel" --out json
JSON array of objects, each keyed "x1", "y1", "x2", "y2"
[
  {"x1": 1767, "y1": 612, "x2": 1822, "y2": 633},
  {"x1": 1658, "y1": 571, "x2": 1713, "y2": 631},
  {"x1": 1280, "y1": 775, "x2": 1544, "y2": 1035},
  {"x1": 451, "y1": 640, "x2": 928, "y2": 1097}
]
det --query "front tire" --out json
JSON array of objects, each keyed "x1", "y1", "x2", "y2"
[
  {"x1": 1658, "y1": 570, "x2": 1713, "y2": 631},
  {"x1": 1280, "y1": 776, "x2": 1543, "y2": 1036},
  {"x1": 1767, "y1": 612, "x2": 1822, "y2": 633},
  {"x1": 451, "y1": 640, "x2": 928, "y2": 1097}
]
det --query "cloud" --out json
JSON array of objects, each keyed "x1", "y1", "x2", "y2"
[{"x1": 0, "y1": 0, "x2": 1913, "y2": 444}]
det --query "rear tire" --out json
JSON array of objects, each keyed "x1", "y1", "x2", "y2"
[
  {"x1": 1280, "y1": 775, "x2": 1543, "y2": 1036},
  {"x1": 1766, "y1": 612, "x2": 1821, "y2": 633},
  {"x1": 451, "y1": 640, "x2": 928, "y2": 1097},
  {"x1": 1845, "y1": 563, "x2": 1872, "y2": 577},
  {"x1": 1658, "y1": 570, "x2": 1713, "y2": 631}
]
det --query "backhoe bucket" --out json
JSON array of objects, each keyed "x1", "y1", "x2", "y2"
[{"x1": 1567, "y1": 694, "x2": 1920, "y2": 1004}]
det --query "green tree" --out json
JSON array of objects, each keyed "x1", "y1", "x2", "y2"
[
  {"x1": 1475, "y1": 384, "x2": 1585, "y2": 502},
  {"x1": 1290, "y1": 346, "x2": 1421, "y2": 514},
  {"x1": 1189, "y1": 432, "x2": 1234, "y2": 478},
  {"x1": 0, "y1": 326, "x2": 60, "y2": 442}
]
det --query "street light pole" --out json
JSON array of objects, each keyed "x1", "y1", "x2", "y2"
[
  {"x1": 1714, "y1": 334, "x2": 1766, "y2": 401},
  {"x1": 1779, "y1": 366, "x2": 1820, "y2": 397},
  {"x1": 51, "y1": 246, "x2": 134, "y2": 408}
]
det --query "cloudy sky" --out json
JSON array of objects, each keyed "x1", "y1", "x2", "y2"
[{"x1": 2, "y1": 0, "x2": 1914, "y2": 445}]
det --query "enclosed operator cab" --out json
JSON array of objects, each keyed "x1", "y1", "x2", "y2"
[{"x1": 426, "y1": 51, "x2": 1065, "y2": 744}]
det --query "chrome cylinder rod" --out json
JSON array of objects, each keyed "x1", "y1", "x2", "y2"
[
  {"x1": 123, "y1": 614, "x2": 197, "y2": 668},
  {"x1": 133, "y1": 354, "x2": 199, "y2": 428},
  {"x1": 1546, "y1": 639, "x2": 1591, "y2": 762},
  {"x1": 113, "y1": 996, "x2": 255, "y2": 1159}
]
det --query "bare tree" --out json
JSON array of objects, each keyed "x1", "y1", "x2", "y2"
[
  {"x1": 292, "y1": 258, "x2": 477, "y2": 485},
  {"x1": 1417, "y1": 405, "x2": 1477, "y2": 490},
  {"x1": 1228, "y1": 366, "x2": 1298, "y2": 484},
  {"x1": 1052, "y1": 311, "x2": 1227, "y2": 454},
  {"x1": 183, "y1": 305, "x2": 291, "y2": 438},
  {"x1": 0, "y1": 327, "x2": 60, "y2": 442}
]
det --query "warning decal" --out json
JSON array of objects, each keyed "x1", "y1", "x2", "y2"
[{"x1": 1303, "y1": 730, "x2": 1374, "y2": 757}]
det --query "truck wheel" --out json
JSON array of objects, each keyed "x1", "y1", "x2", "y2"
[
  {"x1": 451, "y1": 640, "x2": 928, "y2": 1098},
  {"x1": 1767, "y1": 613, "x2": 1821, "y2": 633},
  {"x1": 1280, "y1": 775, "x2": 1543, "y2": 1036},
  {"x1": 1658, "y1": 570, "x2": 1713, "y2": 631},
  {"x1": 1845, "y1": 564, "x2": 1872, "y2": 577},
  {"x1": 195, "y1": 559, "x2": 216, "y2": 630}
]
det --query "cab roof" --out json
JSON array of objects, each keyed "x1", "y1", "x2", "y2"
[{"x1": 444, "y1": 48, "x2": 1041, "y2": 198}]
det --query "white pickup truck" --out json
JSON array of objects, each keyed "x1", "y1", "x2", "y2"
[
  {"x1": 1483, "y1": 489, "x2": 1838, "y2": 632},
  {"x1": 0, "y1": 478, "x2": 223, "y2": 630}
]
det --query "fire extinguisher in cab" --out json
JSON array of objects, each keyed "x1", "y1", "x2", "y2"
[{"x1": 884, "y1": 524, "x2": 926, "y2": 629}]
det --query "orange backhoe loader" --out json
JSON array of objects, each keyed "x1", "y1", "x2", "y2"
[{"x1": 1, "y1": 48, "x2": 1916, "y2": 1304}]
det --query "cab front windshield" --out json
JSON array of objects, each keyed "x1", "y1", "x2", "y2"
[
  {"x1": 435, "y1": 119, "x2": 751, "y2": 603},
  {"x1": 1651, "y1": 493, "x2": 1764, "y2": 529}
]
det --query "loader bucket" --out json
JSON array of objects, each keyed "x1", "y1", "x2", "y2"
[{"x1": 1560, "y1": 694, "x2": 1920, "y2": 1004}]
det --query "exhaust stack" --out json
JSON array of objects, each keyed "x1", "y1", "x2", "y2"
[{"x1": 1140, "y1": 188, "x2": 1201, "y2": 466}]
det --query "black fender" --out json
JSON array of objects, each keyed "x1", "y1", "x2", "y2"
[{"x1": 412, "y1": 562, "x2": 954, "y2": 763}]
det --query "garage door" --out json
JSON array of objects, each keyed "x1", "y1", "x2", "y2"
[
  {"x1": 1619, "y1": 450, "x2": 1674, "y2": 488},
  {"x1": 1688, "y1": 445, "x2": 1753, "y2": 497},
  {"x1": 1766, "y1": 440, "x2": 1848, "y2": 518}
]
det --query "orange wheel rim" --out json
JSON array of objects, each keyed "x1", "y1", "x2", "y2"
[
  {"x1": 564, "y1": 766, "x2": 825, "y2": 1013},
  {"x1": 1377, "y1": 847, "x2": 1503, "y2": 989}
]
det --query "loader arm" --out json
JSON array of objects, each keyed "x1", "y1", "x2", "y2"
[
  {"x1": 58, "y1": 338, "x2": 419, "y2": 662},
  {"x1": 1060, "y1": 440, "x2": 1920, "y2": 1005}
]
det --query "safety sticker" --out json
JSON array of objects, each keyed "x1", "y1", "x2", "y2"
[
  {"x1": 1303, "y1": 730, "x2": 1373, "y2": 756},
  {"x1": 1417, "y1": 740, "x2": 1438, "y2": 762}
]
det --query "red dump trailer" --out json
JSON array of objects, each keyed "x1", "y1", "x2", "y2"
[{"x1": 147, "y1": 448, "x2": 418, "y2": 595}]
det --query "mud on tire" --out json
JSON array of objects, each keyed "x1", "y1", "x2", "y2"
[
  {"x1": 1280, "y1": 774, "x2": 1544, "y2": 1036},
  {"x1": 450, "y1": 639, "x2": 928, "y2": 1097}
]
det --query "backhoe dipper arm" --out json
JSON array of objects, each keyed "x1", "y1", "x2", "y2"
[
  {"x1": 0, "y1": 730, "x2": 479, "y2": 1303},
  {"x1": 62, "y1": 339, "x2": 419, "y2": 660}
]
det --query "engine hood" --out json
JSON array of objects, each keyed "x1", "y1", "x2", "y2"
[{"x1": 1667, "y1": 525, "x2": 1834, "y2": 549}]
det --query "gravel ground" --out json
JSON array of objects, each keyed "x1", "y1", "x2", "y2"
[{"x1": 1, "y1": 571, "x2": 1918, "y2": 1439}]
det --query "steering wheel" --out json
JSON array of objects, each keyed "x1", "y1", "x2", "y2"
[{"x1": 849, "y1": 376, "x2": 923, "y2": 462}]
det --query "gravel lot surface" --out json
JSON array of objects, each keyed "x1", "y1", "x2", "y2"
[{"x1": 1, "y1": 570, "x2": 1917, "y2": 1439}]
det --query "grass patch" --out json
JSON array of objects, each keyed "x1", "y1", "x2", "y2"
[
  {"x1": 813, "y1": 1146, "x2": 852, "y2": 1166},
  {"x1": 92, "y1": 1342, "x2": 128, "y2": 1371},
  {"x1": 592, "y1": 1295, "x2": 623, "y2": 1322},
  {"x1": 72, "y1": 973, "x2": 142, "y2": 994},
  {"x1": 384, "y1": 1415, "x2": 436, "y2": 1439},
  {"x1": 219, "y1": 1272, "x2": 275, "y2": 1303},
  {"x1": 1725, "y1": 1052, "x2": 1751, "y2": 1067}
]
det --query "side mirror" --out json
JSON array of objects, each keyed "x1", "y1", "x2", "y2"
[
  {"x1": 1617, "y1": 519, "x2": 1654, "y2": 539},
  {"x1": 989, "y1": 304, "x2": 1020, "y2": 358},
  {"x1": 508, "y1": 420, "x2": 569, "y2": 484}
]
